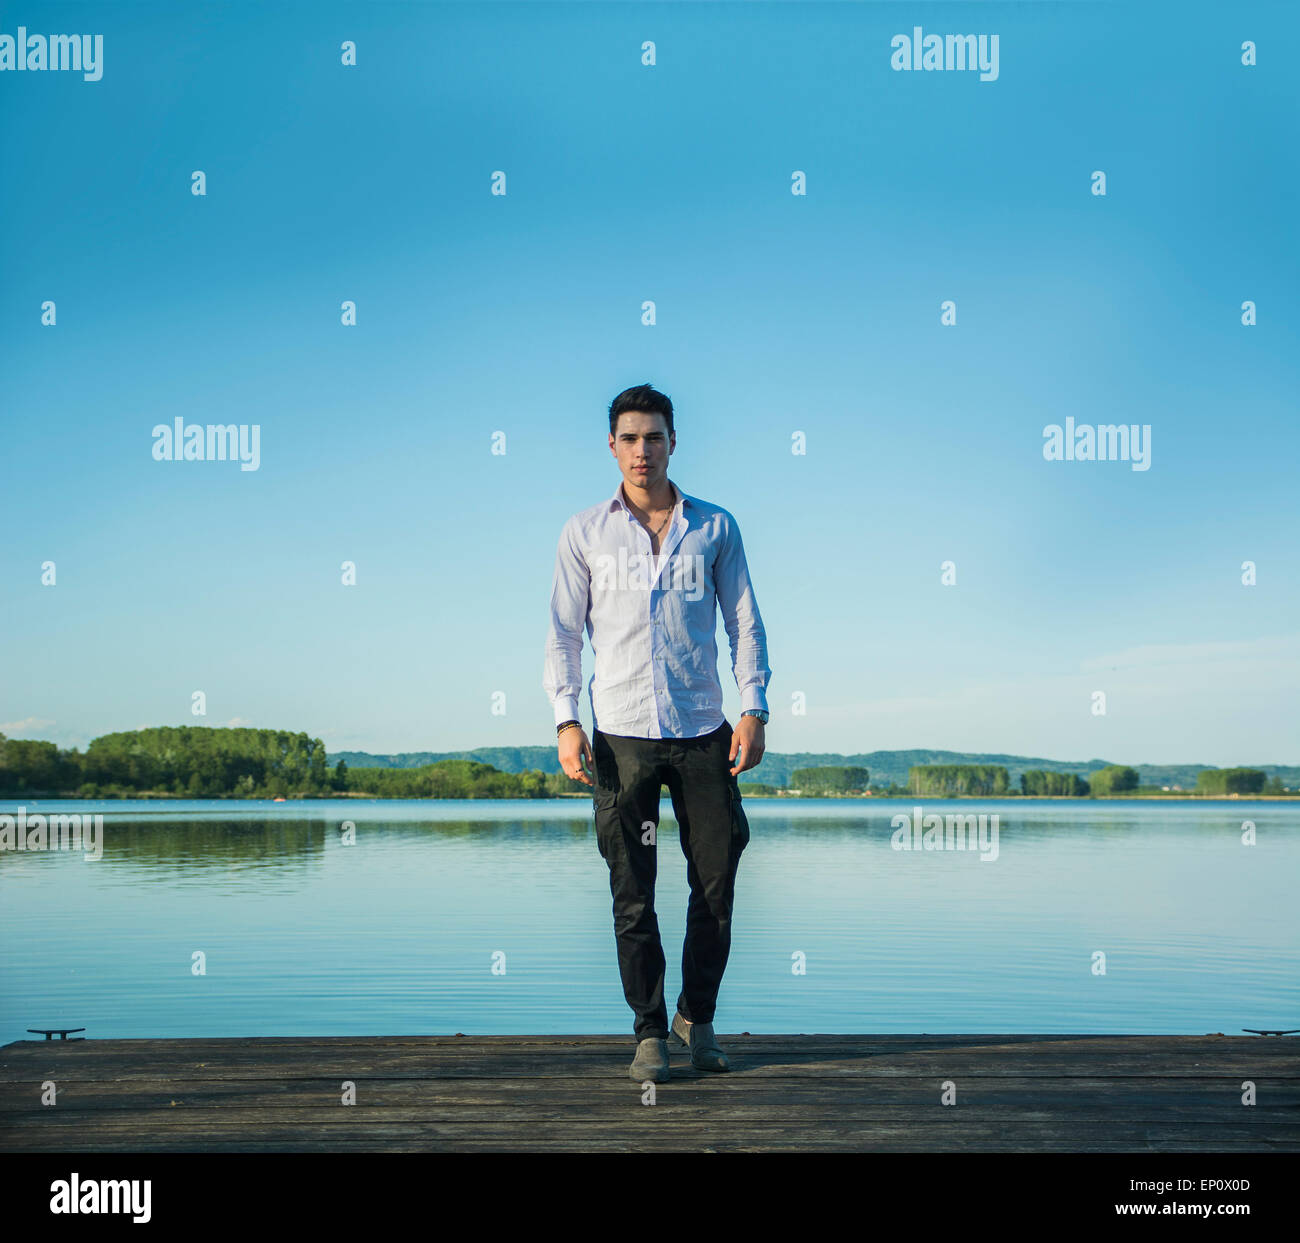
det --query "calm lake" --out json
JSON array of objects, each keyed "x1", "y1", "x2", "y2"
[{"x1": 1, "y1": 798, "x2": 1295, "y2": 1040}]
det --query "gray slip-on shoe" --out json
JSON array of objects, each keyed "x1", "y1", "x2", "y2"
[
  {"x1": 629, "y1": 1036, "x2": 670, "y2": 1082},
  {"x1": 667, "y1": 1011, "x2": 731, "y2": 1072}
]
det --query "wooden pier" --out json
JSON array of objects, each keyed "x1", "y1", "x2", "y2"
[{"x1": 2, "y1": 1033, "x2": 1297, "y2": 1152}]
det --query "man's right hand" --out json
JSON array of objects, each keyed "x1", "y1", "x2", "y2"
[{"x1": 559, "y1": 727, "x2": 594, "y2": 786}]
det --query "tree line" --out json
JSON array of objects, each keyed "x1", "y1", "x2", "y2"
[
  {"x1": 909, "y1": 764, "x2": 1012, "y2": 796},
  {"x1": 905, "y1": 763, "x2": 1279, "y2": 797},
  {"x1": 788, "y1": 766, "x2": 870, "y2": 794},
  {"x1": 0, "y1": 728, "x2": 589, "y2": 799},
  {"x1": 1195, "y1": 768, "x2": 1268, "y2": 795},
  {"x1": 0, "y1": 727, "x2": 335, "y2": 798},
  {"x1": 0, "y1": 729, "x2": 1285, "y2": 799}
]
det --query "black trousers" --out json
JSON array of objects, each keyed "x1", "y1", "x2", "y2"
[{"x1": 591, "y1": 719, "x2": 750, "y2": 1041}]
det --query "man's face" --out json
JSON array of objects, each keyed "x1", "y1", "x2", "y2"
[{"x1": 610, "y1": 410, "x2": 674, "y2": 491}]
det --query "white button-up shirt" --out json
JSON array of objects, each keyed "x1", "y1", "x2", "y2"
[{"x1": 544, "y1": 478, "x2": 771, "y2": 739}]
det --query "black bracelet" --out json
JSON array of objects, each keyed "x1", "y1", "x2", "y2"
[{"x1": 557, "y1": 720, "x2": 580, "y2": 736}]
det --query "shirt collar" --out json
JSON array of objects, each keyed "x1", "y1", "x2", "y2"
[{"x1": 609, "y1": 477, "x2": 691, "y2": 518}]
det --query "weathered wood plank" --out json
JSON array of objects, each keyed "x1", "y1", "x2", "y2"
[
  {"x1": 0, "y1": 1034, "x2": 1294, "y2": 1152},
  {"x1": 3, "y1": 1057, "x2": 1292, "y2": 1080},
  {"x1": 3, "y1": 1077, "x2": 1296, "y2": 1110},
  {"x1": 3, "y1": 1123, "x2": 1295, "y2": 1155},
  {"x1": 3, "y1": 1101, "x2": 1294, "y2": 1125},
  {"x1": 0, "y1": 1032, "x2": 1264, "y2": 1047}
]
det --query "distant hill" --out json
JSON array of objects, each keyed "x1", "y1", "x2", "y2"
[{"x1": 328, "y1": 747, "x2": 1300, "y2": 790}]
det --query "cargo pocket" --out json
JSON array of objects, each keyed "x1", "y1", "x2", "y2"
[
  {"x1": 727, "y1": 781, "x2": 750, "y2": 853},
  {"x1": 592, "y1": 784, "x2": 619, "y2": 861}
]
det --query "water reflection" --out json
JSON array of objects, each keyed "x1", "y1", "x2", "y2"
[{"x1": 0, "y1": 799, "x2": 1295, "y2": 1040}]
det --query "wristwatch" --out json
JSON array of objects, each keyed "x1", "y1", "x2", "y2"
[{"x1": 741, "y1": 709, "x2": 769, "y2": 724}]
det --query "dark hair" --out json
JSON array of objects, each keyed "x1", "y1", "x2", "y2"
[{"x1": 609, "y1": 383, "x2": 674, "y2": 438}]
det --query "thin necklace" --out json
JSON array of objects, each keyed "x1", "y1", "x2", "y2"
[{"x1": 641, "y1": 486, "x2": 674, "y2": 547}]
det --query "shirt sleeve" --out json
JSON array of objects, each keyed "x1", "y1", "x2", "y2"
[
  {"x1": 714, "y1": 511, "x2": 772, "y2": 715},
  {"x1": 543, "y1": 516, "x2": 590, "y2": 727}
]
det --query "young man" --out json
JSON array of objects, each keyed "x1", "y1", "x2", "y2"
[{"x1": 543, "y1": 383, "x2": 772, "y2": 1083}]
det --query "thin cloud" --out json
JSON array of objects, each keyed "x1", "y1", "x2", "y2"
[{"x1": 0, "y1": 717, "x2": 57, "y2": 734}]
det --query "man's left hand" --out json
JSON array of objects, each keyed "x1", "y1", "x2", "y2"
[{"x1": 729, "y1": 715, "x2": 766, "y2": 776}]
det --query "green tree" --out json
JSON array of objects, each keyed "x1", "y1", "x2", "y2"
[
  {"x1": 1196, "y1": 768, "x2": 1267, "y2": 795},
  {"x1": 909, "y1": 764, "x2": 1010, "y2": 797},
  {"x1": 789, "y1": 766, "x2": 870, "y2": 794},
  {"x1": 1021, "y1": 769, "x2": 1089, "y2": 796},
  {"x1": 1089, "y1": 765, "x2": 1139, "y2": 796}
]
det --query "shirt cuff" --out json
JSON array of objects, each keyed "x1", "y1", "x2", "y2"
[
  {"x1": 553, "y1": 696, "x2": 581, "y2": 727},
  {"x1": 740, "y1": 687, "x2": 769, "y2": 714}
]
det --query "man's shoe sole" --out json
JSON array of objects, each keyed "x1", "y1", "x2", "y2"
[{"x1": 628, "y1": 1064, "x2": 670, "y2": 1082}]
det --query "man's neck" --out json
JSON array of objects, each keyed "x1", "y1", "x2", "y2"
[{"x1": 622, "y1": 476, "x2": 676, "y2": 516}]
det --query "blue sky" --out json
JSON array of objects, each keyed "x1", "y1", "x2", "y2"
[{"x1": 2, "y1": 0, "x2": 1296, "y2": 765}]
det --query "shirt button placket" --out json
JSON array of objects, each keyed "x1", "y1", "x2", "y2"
[{"x1": 639, "y1": 517, "x2": 662, "y2": 738}]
